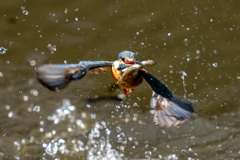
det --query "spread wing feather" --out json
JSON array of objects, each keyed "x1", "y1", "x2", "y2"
[
  {"x1": 36, "y1": 61, "x2": 113, "y2": 91},
  {"x1": 139, "y1": 70, "x2": 195, "y2": 127}
]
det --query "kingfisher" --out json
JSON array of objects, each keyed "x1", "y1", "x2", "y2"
[{"x1": 36, "y1": 51, "x2": 195, "y2": 127}]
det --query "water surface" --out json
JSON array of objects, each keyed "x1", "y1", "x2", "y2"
[{"x1": 0, "y1": 0, "x2": 240, "y2": 159}]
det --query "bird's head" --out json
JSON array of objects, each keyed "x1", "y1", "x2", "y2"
[{"x1": 118, "y1": 51, "x2": 145, "y2": 67}]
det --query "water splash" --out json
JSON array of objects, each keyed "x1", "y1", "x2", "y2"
[
  {"x1": 87, "y1": 122, "x2": 123, "y2": 160},
  {"x1": 45, "y1": 142, "x2": 58, "y2": 156},
  {"x1": 47, "y1": 99, "x2": 76, "y2": 124},
  {"x1": 42, "y1": 99, "x2": 122, "y2": 159},
  {"x1": 181, "y1": 71, "x2": 188, "y2": 98}
]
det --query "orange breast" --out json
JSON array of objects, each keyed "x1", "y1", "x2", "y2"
[{"x1": 111, "y1": 65, "x2": 143, "y2": 89}]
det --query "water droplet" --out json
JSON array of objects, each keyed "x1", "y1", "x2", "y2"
[
  {"x1": 134, "y1": 141, "x2": 138, "y2": 146},
  {"x1": 21, "y1": 136, "x2": 35, "y2": 145},
  {"x1": 45, "y1": 132, "x2": 52, "y2": 138},
  {"x1": 5, "y1": 105, "x2": 10, "y2": 110},
  {"x1": 40, "y1": 121, "x2": 44, "y2": 125},
  {"x1": 64, "y1": 8, "x2": 68, "y2": 13},
  {"x1": 91, "y1": 113, "x2": 96, "y2": 119},
  {"x1": 22, "y1": 10, "x2": 29, "y2": 15},
  {"x1": 39, "y1": 128, "x2": 44, "y2": 132},
  {"x1": 23, "y1": 95, "x2": 28, "y2": 101},
  {"x1": 212, "y1": 63, "x2": 218, "y2": 67},
  {"x1": 9, "y1": 41, "x2": 14, "y2": 46},
  {"x1": 81, "y1": 112, "x2": 87, "y2": 119},
  {"x1": 116, "y1": 126, "x2": 122, "y2": 132},
  {"x1": 76, "y1": 119, "x2": 85, "y2": 129},
  {"x1": 105, "y1": 128, "x2": 111, "y2": 135},
  {"x1": 210, "y1": 18, "x2": 213, "y2": 22},
  {"x1": 30, "y1": 89, "x2": 38, "y2": 96},
  {"x1": 46, "y1": 44, "x2": 57, "y2": 53},
  {"x1": 0, "y1": 72, "x2": 3, "y2": 77},
  {"x1": 8, "y1": 111, "x2": 13, "y2": 118},
  {"x1": 167, "y1": 33, "x2": 171, "y2": 36},
  {"x1": 30, "y1": 60, "x2": 36, "y2": 66},
  {"x1": 128, "y1": 137, "x2": 133, "y2": 141},
  {"x1": 181, "y1": 71, "x2": 187, "y2": 79},
  {"x1": 75, "y1": 17, "x2": 78, "y2": 21},
  {"x1": 14, "y1": 141, "x2": 21, "y2": 150},
  {"x1": 0, "y1": 47, "x2": 8, "y2": 54},
  {"x1": 52, "y1": 130, "x2": 57, "y2": 135},
  {"x1": 145, "y1": 151, "x2": 152, "y2": 157},
  {"x1": 33, "y1": 105, "x2": 40, "y2": 112},
  {"x1": 181, "y1": 149, "x2": 186, "y2": 153},
  {"x1": 213, "y1": 50, "x2": 218, "y2": 54},
  {"x1": 42, "y1": 143, "x2": 47, "y2": 148},
  {"x1": 58, "y1": 139, "x2": 65, "y2": 144}
]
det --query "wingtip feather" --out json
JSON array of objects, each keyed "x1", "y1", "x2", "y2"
[
  {"x1": 151, "y1": 92, "x2": 195, "y2": 127},
  {"x1": 36, "y1": 64, "x2": 85, "y2": 91}
]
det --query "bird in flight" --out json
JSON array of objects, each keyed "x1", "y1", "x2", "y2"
[{"x1": 36, "y1": 51, "x2": 195, "y2": 127}]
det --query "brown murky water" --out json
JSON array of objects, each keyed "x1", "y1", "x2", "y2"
[{"x1": 0, "y1": 0, "x2": 240, "y2": 159}]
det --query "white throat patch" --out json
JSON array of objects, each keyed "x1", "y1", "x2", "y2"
[{"x1": 113, "y1": 60, "x2": 119, "y2": 69}]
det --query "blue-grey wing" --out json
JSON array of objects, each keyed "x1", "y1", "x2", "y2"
[
  {"x1": 139, "y1": 70, "x2": 195, "y2": 127},
  {"x1": 36, "y1": 61, "x2": 113, "y2": 91}
]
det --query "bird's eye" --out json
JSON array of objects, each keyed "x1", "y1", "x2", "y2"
[{"x1": 121, "y1": 58, "x2": 125, "y2": 61}]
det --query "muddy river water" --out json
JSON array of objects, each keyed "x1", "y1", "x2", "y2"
[{"x1": 0, "y1": 0, "x2": 240, "y2": 159}]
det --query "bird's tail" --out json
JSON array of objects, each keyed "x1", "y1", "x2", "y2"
[{"x1": 35, "y1": 64, "x2": 86, "y2": 91}]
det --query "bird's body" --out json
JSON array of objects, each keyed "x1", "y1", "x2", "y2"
[
  {"x1": 36, "y1": 51, "x2": 195, "y2": 127},
  {"x1": 111, "y1": 60, "x2": 143, "y2": 94}
]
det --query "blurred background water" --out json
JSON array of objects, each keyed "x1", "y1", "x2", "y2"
[{"x1": 0, "y1": 0, "x2": 240, "y2": 159}]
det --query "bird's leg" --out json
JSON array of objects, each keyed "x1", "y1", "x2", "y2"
[
  {"x1": 122, "y1": 88, "x2": 128, "y2": 96},
  {"x1": 129, "y1": 89, "x2": 134, "y2": 93}
]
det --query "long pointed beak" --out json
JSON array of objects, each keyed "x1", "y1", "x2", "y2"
[{"x1": 123, "y1": 58, "x2": 146, "y2": 68}]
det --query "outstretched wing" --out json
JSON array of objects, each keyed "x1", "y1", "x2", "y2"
[
  {"x1": 138, "y1": 70, "x2": 195, "y2": 127},
  {"x1": 36, "y1": 61, "x2": 113, "y2": 91}
]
